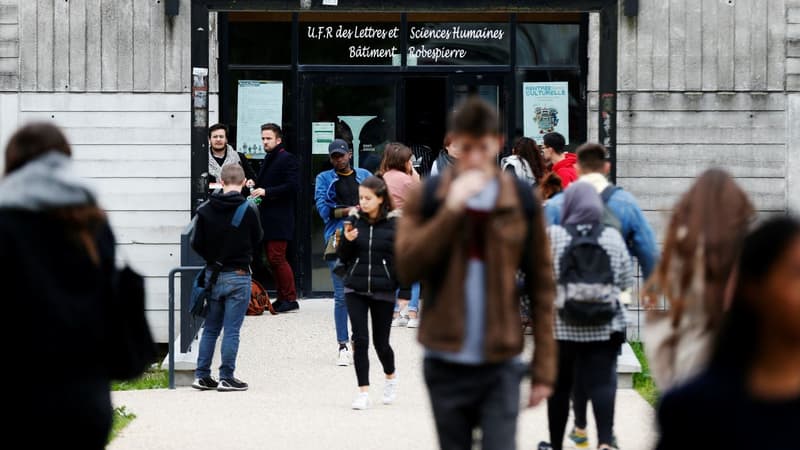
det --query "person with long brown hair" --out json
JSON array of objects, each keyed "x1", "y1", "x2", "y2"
[
  {"x1": 643, "y1": 169, "x2": 755, "y2": 392},
  {"x1": 657, "y1": 216, "x2": 800, "y2": 449},
  {"x1": 0, "y1": 123, "x2": 119, "y2": 448},
  {"x1": 503, "y1": 136, "x2": 547, "y2": 186},
  {"x1": 378, "y1": 142, "x2": 422, "y2": 327}
]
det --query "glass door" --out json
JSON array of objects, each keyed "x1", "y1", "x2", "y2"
[
  {"x1": 447, "y1": 72, "x2": 510, "y2": 153},
  {"x1": 301, "y1": 74, "x2": 400, "y2": 293}
]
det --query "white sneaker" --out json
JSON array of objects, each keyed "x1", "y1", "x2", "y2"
[
  {"x1": 392, "y1": 315, "x2": 409, "y2": 327},
  {"x1": 337, "y1": 347, "x2": 351, "y2": 366},
  {"x1": 407, "y1": 317, "x2": 420, "y2": 328},
  {"x1": 383, "y1": 378, "x2": 398, "y2": 405},
  {"x1": 352, "y1": 392, "x2": 371, "y2": 410}
]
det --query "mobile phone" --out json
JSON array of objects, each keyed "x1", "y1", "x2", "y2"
[{"x1": 343, "y1": 221, "x2": 353, "y2": 232}]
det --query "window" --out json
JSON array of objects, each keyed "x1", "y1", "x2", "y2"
[
  {"x1": 516, "y1": 24, "x2": 580, "y2": 67},
  {"x1": 408, "y1": 23, "x2": 510, "y2": 66}
]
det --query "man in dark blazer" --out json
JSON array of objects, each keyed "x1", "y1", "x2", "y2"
[{"x1": 250, "y1": 123, "x2": 300, "y2": 313}]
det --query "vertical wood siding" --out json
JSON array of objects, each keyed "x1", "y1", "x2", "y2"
[{"x1": 15, "y1": 0, "x2": 190, "y2": 93}]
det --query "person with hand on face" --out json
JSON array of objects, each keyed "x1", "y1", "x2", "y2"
[
  {"x1": 315, "y1": 139, "x2": 372, "y2": 366},
  {"x1": 337, "y1": 176, "x2": 401, "y2": 410},
  {"x1": 541, "y1": 132, "x2": 576, "y2": 189},
  {"x1": 396, "y1": 98, "x2": 556, "y2": 450},
  {"x1": 249, "y1": 123, "x2": 300, "y2": 314},
  {"x1": 430, "y1": 133, "x2": 461, "y2": 177},
  {"x1": 207, "y1": 123, "x2": 256, "y2": 191}
]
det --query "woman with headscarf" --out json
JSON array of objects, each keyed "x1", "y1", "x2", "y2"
[
  {"x1": 538, "y1": 182, "x2": 633, "y2": 450},
  {"x1": 642, "y1": 169, "x2": 755, "y2": 392}
]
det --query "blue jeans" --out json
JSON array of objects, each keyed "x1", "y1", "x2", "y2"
[
  {"x1": 327, "y1": 260, "x2": 349, "y2": 344},
  {"x1": 196, "y1": 271, "x2": 251, "y2": 380},
  {"x1": 395, "y1": 282, "x2": 421, "y2": 313}
]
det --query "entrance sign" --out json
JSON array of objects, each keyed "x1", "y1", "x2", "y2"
[
  {"x1": 301, "y1": 23, "x2": 401, "y2": 65},
  {"x1": 312, "y1": 122, "x2": 336, "y2": 155},
  {"x1": 236, "y1": 80, "x2": 283, "y2": 158},
  {"x1": 522, "y1": 82, "x2": 569, "y2": 144},
  {"x1": 408, "y1": 23, "x2": 510, "y2": 65}
]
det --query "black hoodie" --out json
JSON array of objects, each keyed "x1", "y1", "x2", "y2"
[{"x1": 191, "y1": 191, "x2": 263, "y2": 271}]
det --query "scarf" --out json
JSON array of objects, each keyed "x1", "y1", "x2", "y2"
[
  {"x1": 208, "y1": 145, "x2": 241, "y2": 181},
  {"x1": 0, "y1": 152, "x2": 97, "y2": 211}
]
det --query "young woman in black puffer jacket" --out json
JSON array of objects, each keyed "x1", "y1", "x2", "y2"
[{"x1": 338, "y1": 176, "x2": 401, "y2": 410}]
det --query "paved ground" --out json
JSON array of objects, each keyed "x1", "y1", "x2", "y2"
[{"x1": 111, "y1": 299, "x2": 657, "y2": 450}]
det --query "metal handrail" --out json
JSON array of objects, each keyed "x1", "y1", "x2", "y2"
[{"x1": 167, "y1": 266, "x2": 204, "y2": 389}]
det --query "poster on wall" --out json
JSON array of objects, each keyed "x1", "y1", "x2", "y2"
[
  {"x1": 312, "y1": 122, "x2": 335, "y2": 155},
  {"x1": 522, "y1": 82, "x2": 569, "y2": 144},
  {"x1": 236, "y1": 80, "x2": 283, "y2": 158}
]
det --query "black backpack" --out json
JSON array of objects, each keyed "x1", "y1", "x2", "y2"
[{"x1": 557, "y1": 223, "x2": 617, "y2": 326}]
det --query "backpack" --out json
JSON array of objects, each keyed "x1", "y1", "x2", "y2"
[
  {"x1": 600, "y1": 185, "x2": 623, "y2": 232},
  {"x1": 189, "y1": 200, "x2": 250, "y2": 318},
  {"x1": 247, "y1": 279, "x2": 276, "y2": 316},
  {"x1": 502, "y1": 155, "x2": 536, "y2": 186},
  {"x1": 557, "y1": 223, "x2": 617, "y2": 326}
]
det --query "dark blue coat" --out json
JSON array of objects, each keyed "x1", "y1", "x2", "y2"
[{"x1": 254, "y1": 143, "x2": 299, "y2": 241}]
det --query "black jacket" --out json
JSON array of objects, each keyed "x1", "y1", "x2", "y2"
[
  {"x1": 1, "y1": 210, "x2": 117, "y2": 448},
  {"x1": 254, "y1": 143, "x2": 299, "y2": 241},
  {"x1": 191, "y1": 191, "x2": 263, "y2": 271},
  {"x1": 337, "y1": 211, "x2": 400, "y2": 295}
]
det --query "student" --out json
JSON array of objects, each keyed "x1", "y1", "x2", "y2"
[
  {"x1": 0, "y1": 123, "x2": 143, "y2": 449},
  {"x1": 396, "y1": 97, "x2": 556, "y2": 450},
  {"x1": 338, "y1": 176, "x2": 400, "y2": 410},
  {"x1": 250, "y1": 123, "x2": 300, "y2": 313},
  {"x1": 315, "y1": 139, "x2": 372, "y2": 366},
  {"x1": 430, "y1": 133, "x2": 460, "y2": 176},
  {"x1": 541, "y1": 132, "x2": 576, "y2": 188},
  {"x1": 539, "y1": 182, "x2": 633, "y2": 450},
  {"x1": 657, "y1": 216, "x2": 800, "y2": 449},
  {"x1": 502, "y1": 136, "x2": 547, "y2": 187},
  {"x1": 191, "y1": 164, "x2": 263, "y2": 392},
  {"x1": 207, "y1": 123, "x2": 256, "y2": 187},
  {"x1": 643, "y1": 169, "x2": 754, "y2": 391},
  {"x1": 378, "y1": 142, "x2": 422, "y2": 328}
]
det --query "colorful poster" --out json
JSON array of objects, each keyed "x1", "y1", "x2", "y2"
[
  {"x1": 522, "y1": 82, "x2": 569, "y2": 144},
  {"x1": 312, "y1": 122, "x2": 335, "y2": 155},
  {"x1": 236, "y1": 80, "x2": 283, "y2": 158}
]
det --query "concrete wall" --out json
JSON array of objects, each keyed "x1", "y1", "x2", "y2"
[
  {"x1": 0, "y1": 1, "x2": 18, "y2": 90},
  {"x1": 612, "y1": 0, "x2": 796, "y2": 241}
]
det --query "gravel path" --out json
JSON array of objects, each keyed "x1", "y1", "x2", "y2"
[{"x1": 110, "y1": 299, "x2": 657, "y2": 450}]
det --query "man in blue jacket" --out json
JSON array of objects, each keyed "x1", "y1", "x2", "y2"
[
  {"x1": 315, "y1": 139, "x2": 371, "y2": 366},
  {"x1": 250, "y1": 123, "x2": 300, "y2": 313},
  {"x1": 544, "y1": 142, "x2": 658, "y2": 277},
  {"x1": 544, "y1": 142, "x2": 659, "y2": 449}
]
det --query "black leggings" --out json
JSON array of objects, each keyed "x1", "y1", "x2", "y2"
[
  {"x1": 548, "y1": 340, "x2": 619, "y2": 449},
  {"x1": 346, "y1": 293, "x2": 396, "y2": 387}
]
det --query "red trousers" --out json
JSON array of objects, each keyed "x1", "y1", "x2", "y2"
[{"x1": 264, "y1": 240, "x2": 297, "y2": 301}]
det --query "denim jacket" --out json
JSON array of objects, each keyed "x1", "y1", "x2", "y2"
[
  {"x1": 544, "y1": 186, "x2": 659, "y2": 278},
  {"x1": 314, "y1": 167, "x2": 372, "y2": 243}
]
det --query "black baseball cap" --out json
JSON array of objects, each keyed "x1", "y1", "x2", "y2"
[{"x1": 328, "y1": 139, "x2": 350, "y2": 156}]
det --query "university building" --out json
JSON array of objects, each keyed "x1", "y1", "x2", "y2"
[{"x1": 0, "y1": 0, "x2": 797, "y2": 342}]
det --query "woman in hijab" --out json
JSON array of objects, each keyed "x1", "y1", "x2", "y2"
[{"x1": 539, "y1": 182, "x2": 633, "y2": 450}]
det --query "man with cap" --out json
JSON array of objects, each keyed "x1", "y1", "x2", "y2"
[{"x1": 315, "y1": 139, "x2": 372, "y2": 366}]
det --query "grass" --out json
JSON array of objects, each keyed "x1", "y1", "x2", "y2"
[
  {"x1": 111, "y1": 369, "x2": 169, "y2": 391},
  {"x1": 629, "y1": 341, "x2": 660, "y2": 407},
  {"x1": 108, "y1": 406, "x2": 136, "y2": 443}
]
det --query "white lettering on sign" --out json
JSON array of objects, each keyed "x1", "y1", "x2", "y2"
[{"x1": 305, "y1": 23, "x2": 505, "y2": 61}]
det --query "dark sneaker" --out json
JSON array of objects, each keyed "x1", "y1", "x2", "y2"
[
  {"x1": 537, "y1": 442, "x2": 553, "y2": 450},
  {"x1": 191, "y1": 376, "x2": 218, "y2": 391},
  {"x1": 218, "y1": 378, "x2": 249, "y2": 392},
  {"x1": 276, "y1": 301, "x2": 299, "y2": 313},
  {"x1": 271, "y1": 299, "x2": 286, "y2": 311}
]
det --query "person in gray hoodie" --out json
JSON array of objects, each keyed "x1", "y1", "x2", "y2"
[{"x1": 0, "y1": 123, "x2": 122, "y2": 449}]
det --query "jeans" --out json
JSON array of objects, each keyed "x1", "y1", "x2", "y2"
[
  {"x1": 195, "y1": 271, "x2": 251, "y2": 380},
  {"x1": 346, "y1": 293, "x2": 395, "y2": 386},
  {"x1": 548, "y1": 340, "x2": 619, "y2": 449},
  {"x1": 395, "y1": 282, "x2": 421, "y2": 313},
  {"x1": 264, "y1": 240, "x2": 297, "y2": 302},
  {"x1": 424, "y1": 358, "x2": 525, "y2": 450},
  {"x1": 327, "y1": 260, "x2": 349, "y2": 344}
]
